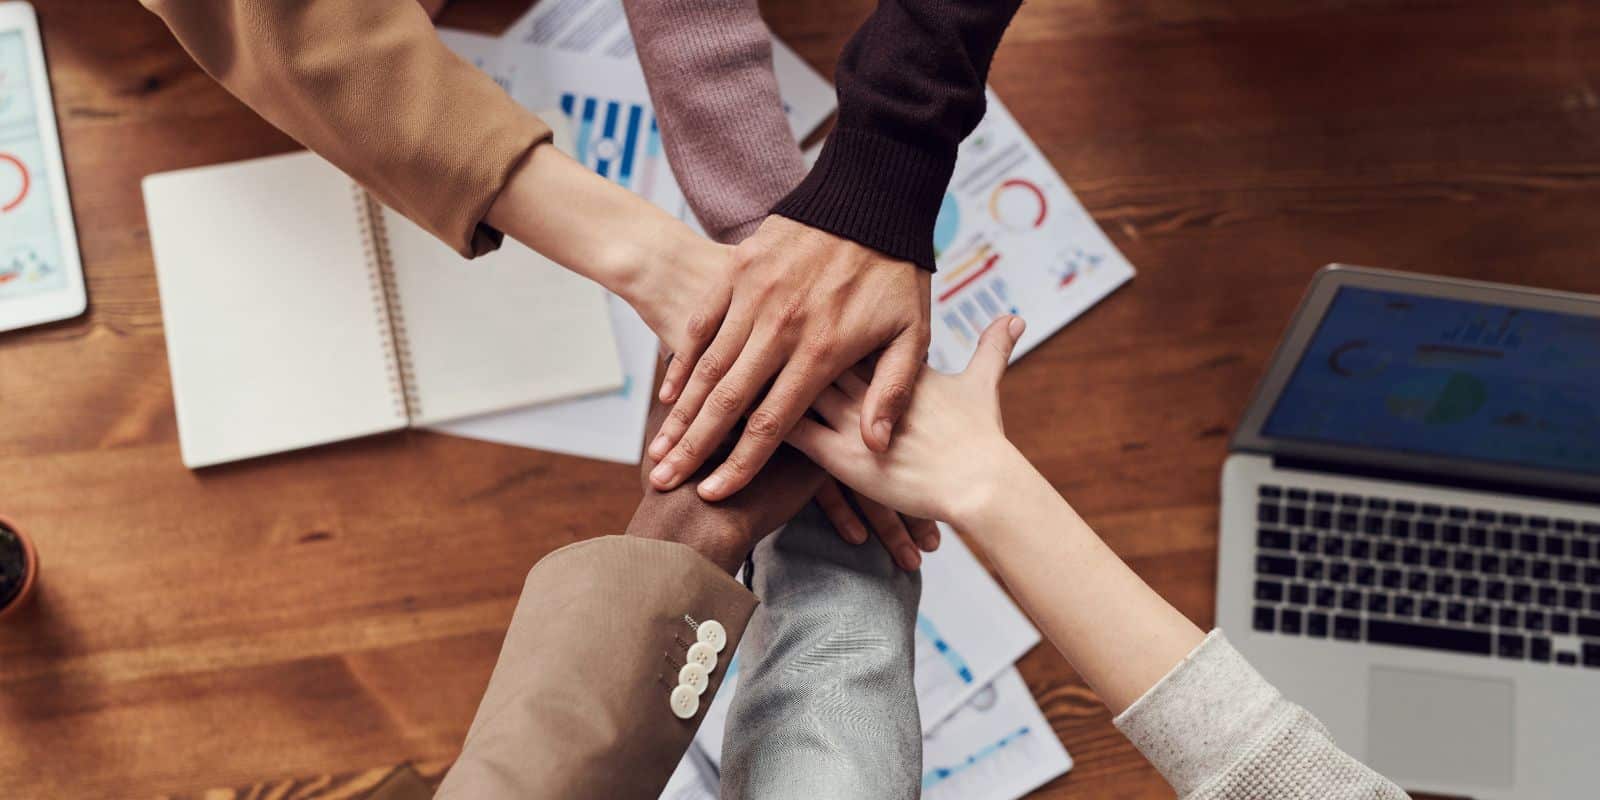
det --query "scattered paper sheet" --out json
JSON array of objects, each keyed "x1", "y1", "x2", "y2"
[
  {"x1": 692, "y1": 526, "x2": 1042, "y2": 770},
  {"x1": 925, "y1": 90, "x2": 1136, "y2": 374},
  {"x1": 658, "y1": 744, "x2": 720, "y2": 800},
  {"x1": 503, "y1": 0, "x2": 836, "y2": 141},
  {"x1": 922, "y1": 667, "x2": 1074, "y2": 800}
]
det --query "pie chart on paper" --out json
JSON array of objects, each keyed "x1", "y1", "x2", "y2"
[{"x1": 0, "y1": 152, "x2": 27, "y2": 213}]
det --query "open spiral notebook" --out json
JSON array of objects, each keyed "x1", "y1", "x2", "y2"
[{"x1": 144, "y1": 120, "x2": 623, "y2": 468}]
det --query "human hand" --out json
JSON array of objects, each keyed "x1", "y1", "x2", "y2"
[
  {"x1": 646, "y1": 216, "x2": 933, "y2": 503},
  {"x1": 815, "y1": 478, "x2": 940, "y2": 571},
  {"x1": 784, "y1": 316, "x2": 1028, "y2": 529},
  {"x1": 627, "y1": 389, "x2": 936, "y2": 572}
]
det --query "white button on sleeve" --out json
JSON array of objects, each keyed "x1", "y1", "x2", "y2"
[
  {"x1": 687, "y1": 641, "x2": 718, "y2": 672},
  {"x1": 670, "y1": 684, "x2": 699, "y2": 719},
  {"x1": 697, "y1": 619, "x2": 728, "y2": 653},
  {"x1": 678, "y1": 662, "x2": 709, "y2": 695}
]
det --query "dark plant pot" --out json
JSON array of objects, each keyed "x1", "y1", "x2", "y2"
[{"x1": 0, "y1": 514, "x2": 39, "y2": 621}]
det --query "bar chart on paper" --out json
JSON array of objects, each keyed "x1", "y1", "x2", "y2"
[{"x1": 559, "y1": 92, "x2": 685, "y2": 217}]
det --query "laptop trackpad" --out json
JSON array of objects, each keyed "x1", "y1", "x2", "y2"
[{"x1": 1366, "y1": 666, "x2": 1514, "y2": 788}]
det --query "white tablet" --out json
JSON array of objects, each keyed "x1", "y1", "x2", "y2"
[{"x1": 0, "y1": 1, "x2": 84, "y2": 332}]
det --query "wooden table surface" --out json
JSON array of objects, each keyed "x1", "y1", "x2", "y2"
[{"x1": 3, "y1": 1, "x2": 1597, "y2": 797}]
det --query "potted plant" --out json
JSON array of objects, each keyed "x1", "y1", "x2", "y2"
[{"x1": 0, "y1": 514, "x2": 38, "y2": 621}]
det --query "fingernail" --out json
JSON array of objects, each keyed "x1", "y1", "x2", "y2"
[
  {"x1": 897, "y1": 543, "x2": 922, "y2": 570},
  {"x1": 648, "y1": 434, "x2": 670, "y2": 459},
  {"x1": 649, "y1": 461, "x2": 676, "y2": 486},
  {"x1": 920, "y1": 532, "x2": 940, "y2": 551},
  {"x1": 700, "y1": 474, "x2": 727, "y2": 498},
  {"x1": 1008, "y1": 316, "x2": 1026, "y2": 337},
  {"x1": 658, "y1": 382, "x2": 673, "y2": 402},
  {"x1": 849, "y1": 526, "x2": 869, "y2": 545},
  {"x1": 874, "y1": 420, "x2": 892, "y2": 444}
]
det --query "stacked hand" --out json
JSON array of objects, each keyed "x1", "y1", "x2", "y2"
[{"x1": 641, "y1": 216, "x2": 932, "y2": 503}]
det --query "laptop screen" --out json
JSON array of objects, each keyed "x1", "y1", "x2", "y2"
[{"x1": 1262, "y1": 286, "x2": 1600, "y2": 477}]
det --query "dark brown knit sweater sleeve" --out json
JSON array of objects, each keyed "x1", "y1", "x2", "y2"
[{"x1": 771, "y1": 0, "x2": 1022, "y2": 271}]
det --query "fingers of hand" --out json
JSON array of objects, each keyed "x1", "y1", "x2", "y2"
[
  {"x1": 698, "y1": 356, "x2": 835, "y2": 501},
  {"x1": 815, "y1": 479, "x2": 869, "y2": 545},
  {"x1": 967, "y1": 315, "x2": 1025, "y2": 386},
  {"x1": 856, "y1": 493, "x2": 921, "y2": 571},
  {"x1": 646, "y1": 314, "x2": 752, "y2": 468},
  {"x1": 906, "y1": 515, "x2": 940, "y2": 552},
  {"x1": 810, "y1": 384, "x2": 857, "y2": 430},
  {"x1": 859, "y1": 330, "x2": 928, "y2": 453},
  {"x1": 653, "y1": 336, "x2": 781, "y2": 492}
]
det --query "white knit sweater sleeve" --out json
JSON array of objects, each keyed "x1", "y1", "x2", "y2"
[{"x1": 1113, "y1": 630, "x2": 1412, "y2": 799}]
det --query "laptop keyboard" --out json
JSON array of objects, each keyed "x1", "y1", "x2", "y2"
[{"x1": 1251, "y1": 484, "x2": 1600, "y2": 669}]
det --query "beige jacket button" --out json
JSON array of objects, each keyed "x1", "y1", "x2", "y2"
[
  {"x1": 687, "y1": 641, "x2": 718, "y2": 672},
  {"x1": 697, "y1": 619, "x2": 728, "y2": 652},
  {"x1": 670, "y1": 684, "x2": 699, "y2": 719},
  {"x1": 678, "y1": 662, "x2": 709, "y2": 695}
]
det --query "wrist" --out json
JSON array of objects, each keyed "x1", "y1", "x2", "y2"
[
  {"x1": 947, "y1": 444, "x2": 1040, "y2": 532},
  {"x1": 625, "y1": 493, "x2": 752, "y2": 575}
]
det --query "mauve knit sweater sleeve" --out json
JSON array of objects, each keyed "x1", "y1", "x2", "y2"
[
  {"x1": 1115, "y1": 631, "x2": 1412, "y2": 799},
  {"x1": 622, "y1": 0, "x2": 806, "y2": 245},
  {"x1": 773, "y1": 0, "x2": 1023, "y2": 271}
]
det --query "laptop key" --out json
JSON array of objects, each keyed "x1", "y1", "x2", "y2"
[
  {"x1": 1381, "y1": 568, "x2": 1403, "y2": 589},
  {"x1": 1311, "y1": 509, "x2": 1333, "y2": 530},
  {"x1": 1578, "y1": 615, "x2": 1600, "y2": 638},
  {"x1": 1499, "y1": 607, "x2": 1519, "y2": 628},
  {"x1": 1407, "y1": 571, "x2": 1429, "y2": 593},
  {"x1": 1307, "y1": 612, "x2": 1329, "y2": 637},
  {"x1": 1401, "y1": 546, "x2": 1423, "y2": 566},
  {"x1": 1573, "y1": 539, "x2": 1593, "y2": 560},
  {"x1": 1545, "y1": 536, "x2": 1567, "y2": 558},
  {"x1": 1258, "y1": 503, "x2": 1281, "y2": 524},
  {"x1": 1333, "y1": 615, "x2": 1361, "y2": 640},
  {"x1": 1285, "y1": 505, "x2": 1307, "y2": 527},
  {"x1": 1442, "y1": 524, "x2": 1464, "y2": 544},
  {"x1": 1329, "y1": 562, "x2": 1350, "y2": 583},
  {"x1": 1297, "y1": 532, "x2": 1320, "y2": 553},
  {"x1": 1287, "y1": 488, "x2": 1309, "y2": 502},
  {"x1": 1363, "y1": 515, "x2": 1385, "y2": 535},
  {"x1": 1585, "y1": 566, "x2": 1600, "y2": 586},
  {"x1": 1350, "y1": 538, "x2": 1372, "y2": 559},
  {"x1": 1259, "y1": 485, "x2": 1282, "y2": 499},
  {"x1": 1559, "y1": 562, "x2": 1579, "y2": 584},
  {"x1": 1288, "y1": 583, "x2": 1310, "y2": 605},
  {"x1": 1458, "y1": 576, "x2": 1481, "y2": 598},
  {"x1": 1323, "y1": 537, "x2": 1347, "y2": 557},
  {"x1": 1532, "y1": 560, "x2": 1553, "y2": 581},
  {"x1": 1257, "y1": 555, "x2": 1297, "y2": 577},
  {"x1": 1341, "y1": 589, "x2": 1363, "y2": 611},
  {"x1": 1367, "y1": 619, "x2": 1491, "y2": 655},
  {"x1": 1497, "y1": 633, "x2": 1525, "y2": 659},
  {"x1": 1531, "y1": 637, "x2": 1553, "y2": 662},
  {"x1": 1552, "y1": 613, "x2": 1572, "y2": 634},
  {"x1": 1281, "y1": 609, "x2": 1303, "y2": 635},
  {"x1": 1367, "y1": 593, "x2": 1390, "y2": 614},
  {"x1": 1338, "y1": 512, "x2": 1359, "y2": 533},
  {"x1": 1253, "y1": 606, "x2": 1275, "y2": 632},
  {"x1": 1446, "y1": 601, "x2": 1467, "y2": 623},
  {"x1": 1416, "y1": 521, "x2": 1438, "y2": 542},
  {"x1": 1471, "y1": 604, "x2": 1494, "y2": 626},
  {"x1": 1427, "y1": 547, "x2": 1449, "y2": 568},
  {"x1": 1255, "y1": 580, "x2": 1284, "y2": 602},
  {"x1": 1355, "y1": 565, "x2": 1376, "y2": 586},
  {"x1": 1558, "y1": 651, "x2": 1579, "y2": 666},
  {"x1": 1419, "y1": 598, "x2": 1441, "y2": 620},
  {"x1": 1258, "y1": 528, "x2": 1292, "y2": 550},
  {"x1": 1584, "y1": 643, "x2": 1600, "y2": 668},
  {"x1": 1303, "y1": 560, "x2": 1325, "y2": 581},
  {"x1": 1433, "y1": 574, "x2": 1455, "y2": 595},
  {"x1": 1523, "y1": 609, "x2": 1545, "y2": 631},
  {"x1": 1394, "y1": 596, "x2": 1416, "y2": 616},
  {"x1": 1467, "y1": 527, "x2": 1489, "y2": 547},
  {"x1": 1388, "y1": 518, "x2": 1411, "y2": 539},
  {"x1": 1538, "y1": 585, "x2": 1560, "y2": 607},
  {"x1": 1486, "y1": 580, "x2": 1507, "y2": 601},
  {"x1": 1314, "y1": 586, "x2": 1336, "y2": 608}
]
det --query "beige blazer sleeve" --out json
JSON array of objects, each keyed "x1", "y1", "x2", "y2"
[
  {"x1": 436, "y1": 536, "x2": 758, "y2": 800},
  {"x1": 140, "y1": 0, "x2": 552, "y2": 257}
]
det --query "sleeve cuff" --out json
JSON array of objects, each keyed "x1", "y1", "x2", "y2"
[
  {"x1": 770, "y1": 128, "x2": 954, "y2": 271},
  {"x1": 1112, "y1": 630, "x2": 1287, "y2": 796}
]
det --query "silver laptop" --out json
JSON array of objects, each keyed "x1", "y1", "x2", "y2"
[{"x1": 1217, "y1": 265, "x2": 1600, "y2": 799}]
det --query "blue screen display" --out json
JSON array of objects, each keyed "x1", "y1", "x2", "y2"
[{"x1": 1263, "y1": 287, "x2": 1600, "y2": 476}]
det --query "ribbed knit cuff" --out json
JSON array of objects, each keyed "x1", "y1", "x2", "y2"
[{"x1": 771, "y1": 128, "x2": 954, "y2": 271}]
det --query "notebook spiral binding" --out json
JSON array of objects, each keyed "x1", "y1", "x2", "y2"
[{"x1": 353, "y1": 186, "x2": 421, "y2": 421}]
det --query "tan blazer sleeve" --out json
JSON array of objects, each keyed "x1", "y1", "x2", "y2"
[
  {"x1": 436, "y1": 536, "x2": 758, "y2": 800},
  {"x1": 140, "y1": 0, "x2": 552, "y2": 257}
]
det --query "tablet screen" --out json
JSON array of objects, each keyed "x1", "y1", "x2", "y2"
[{"x1": 0, "y1": 30, "x2": 67, "y2": 303}]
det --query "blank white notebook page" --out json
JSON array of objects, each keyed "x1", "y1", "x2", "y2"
[
  {"x1": 145, "y1": 152, "x2": 405, "y2": 468},
  {"x1": 377, "y1": 207, "x2": 623, "y2": 425}
]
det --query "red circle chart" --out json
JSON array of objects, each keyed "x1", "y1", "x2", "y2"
[
  {"x1": 1, "y1": 152, "x2": 30, "y2": 213},
  {"x1": 987, "y1": 178, "x2": 1047, "y2": 231}
]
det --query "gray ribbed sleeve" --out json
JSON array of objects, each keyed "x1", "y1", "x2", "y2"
[{"x1": 1115, "y1": 631, "x2": 1412, "y2": 799}]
